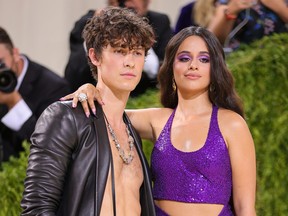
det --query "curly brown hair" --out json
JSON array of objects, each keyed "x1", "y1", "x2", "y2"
[{"x1": 82, "y1": 6, "x2": 155, "y2": 80}]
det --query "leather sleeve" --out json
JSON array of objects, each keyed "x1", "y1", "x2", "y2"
[{"x1": 21, "y1": 101, "x2": 78, "y2": 215}]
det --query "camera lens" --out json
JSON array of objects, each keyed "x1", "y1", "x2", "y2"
[{"x1": 0, "y1": 69, "x2": 17, "y2": 93}]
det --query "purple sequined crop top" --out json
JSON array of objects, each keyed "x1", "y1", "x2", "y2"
[{"x1": 151, "y1": 105, "x2": 232, "y2": 205}]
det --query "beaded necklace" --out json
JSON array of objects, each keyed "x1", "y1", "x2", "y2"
[{"x1": 103, "y1": 112, "x2": 135, "y2": 164}]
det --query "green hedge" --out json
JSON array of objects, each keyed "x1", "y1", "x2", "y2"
[
  {"x1": 0, "y1": 33, "x2": 287, "y2": 215},
  {"x1": 227, "y1": 33, "x2": 288, "y2": 215},
  {"x1": 0, "y1": 141, "x2": 29, "y2": 216}
]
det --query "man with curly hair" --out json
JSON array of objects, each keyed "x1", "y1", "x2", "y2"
[{"x1": 21, "y1": 7, "x2": 156, "y2": 216}]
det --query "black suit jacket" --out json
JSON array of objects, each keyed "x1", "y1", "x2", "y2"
[
  {"x1": 0, "y1": 55, "x2": 71, "y2": 162},
  {"x1": 145, "y1": 10, "x2": 173, "y2": 62},
  {"x1": 64, "y1": 9, "x2": 173, "y2": 92},
  {"x1": 64, "y1": 10, "x2": 96, "y2": 92}
]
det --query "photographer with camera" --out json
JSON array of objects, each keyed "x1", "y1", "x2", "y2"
[
  {"x1": 64, "y1": 0, "x2": 173, "y2": 96},
  {"x1": 0, "y1": 27, "x2": 71, "y2": 164}
]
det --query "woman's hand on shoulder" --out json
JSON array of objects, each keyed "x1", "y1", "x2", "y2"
[{"x1": 60, "y1": 83, "x2": 104, "y2": 117}]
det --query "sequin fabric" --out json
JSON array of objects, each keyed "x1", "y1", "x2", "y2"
[{"x1": 151, "y1": 105, "x2": 233, "y2": 207}]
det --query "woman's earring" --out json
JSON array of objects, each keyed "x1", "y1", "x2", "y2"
[{"x1": 172, "y1": 78, "x2": 177, "y2": 91}]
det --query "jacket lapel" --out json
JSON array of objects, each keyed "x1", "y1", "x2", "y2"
[{"x1": 93, "y1": 103, "x2": 111, "y2": 215}]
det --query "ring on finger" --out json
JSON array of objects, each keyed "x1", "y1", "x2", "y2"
[{"x1": 78, "y1": 93, "x2": 88, "y2": 103}]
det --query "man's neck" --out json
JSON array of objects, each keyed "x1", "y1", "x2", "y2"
[{"x1": 102, "y1": 98, "x2": 129, "y2": 127}]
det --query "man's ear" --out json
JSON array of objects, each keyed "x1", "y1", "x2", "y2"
[
  {"x1": 12, "y1": 47, "x2": 21, "y2": 62},
  {"x1": 88, "y1": 48, "x2": 101, "y2": 66}
]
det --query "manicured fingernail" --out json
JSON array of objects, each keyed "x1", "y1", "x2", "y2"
[
  {"x1": 86, "y1": 112, "x2": 90, "y2": 118},
  {"x1": 72, "y1": 103, "x2": 76, "y2": 108},
  {"x1": 92, "y1": 108, "x2": 96, "y2": 115}
]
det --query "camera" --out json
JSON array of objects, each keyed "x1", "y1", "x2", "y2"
[{"x1": 0, "y1": 61, "x2": 17, "y2": 93}]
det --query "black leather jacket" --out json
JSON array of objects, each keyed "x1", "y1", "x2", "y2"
[{"x1": 21, "y1": 101, "x2": 156, "y2": 216}]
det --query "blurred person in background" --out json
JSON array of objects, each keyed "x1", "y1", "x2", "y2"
[
  {"x1": 0, "y1": 26, "x2": 70, "y2": 164},
  {"x1": 64, "y1": 0, "x2": 173, "y2": 97},
  {"x1": 174, "y1": 0, "x2": 217, "y2": 34},
  {"x1": 64, "y1": 0, "x2": 118, "y2": 93},
  {"x1": 208, "y1": 0, "x2": 288, "y2": 51}
]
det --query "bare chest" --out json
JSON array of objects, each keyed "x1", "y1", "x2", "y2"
[{"x1": 100, "y1": 147, "x2": 144, "y2": 216}]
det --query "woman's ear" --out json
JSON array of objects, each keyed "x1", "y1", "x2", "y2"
[{"x1": 88, "y1": 48, "x2": 101, "y2": 66}]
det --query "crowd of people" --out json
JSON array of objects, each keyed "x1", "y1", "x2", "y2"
[
  {"x1": 1, "y1": 0, "x2": 287, "y2": 215},
  {"x1": 208, "y1": 0, "x2": 288, "y2": 52},
  {"x1": 63, "y1": 0, "x2": 288, "y2": 95}
]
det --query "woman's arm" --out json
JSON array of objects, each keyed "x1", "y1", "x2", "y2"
[
  {"x1": 208, "y1": 0, "x2": 255, "y2": 44},
  {"x1": 127, "y1": 108, "x2": 171, "y2": 141},
  {"x1": 60, "y1": 84, "x2": 170, "y2": 142},
  {"x1": 261, "y1": 0, "x2": 288, "y2": 23},
  {"x1": 219, "y1": 110, "x2": 256, "y2": 216}
]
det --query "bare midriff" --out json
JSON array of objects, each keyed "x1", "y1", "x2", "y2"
[{"x1": 155, "y1": 200, "x2": 224, "y2": 216}]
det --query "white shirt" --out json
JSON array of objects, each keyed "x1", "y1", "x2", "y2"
[{"x1": 143, "y1": 48, "x2": 159, "y2": 79}]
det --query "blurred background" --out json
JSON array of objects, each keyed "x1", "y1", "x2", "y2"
[{"x1": 0, "y1": 0, "x2": 191, "y2": 77}]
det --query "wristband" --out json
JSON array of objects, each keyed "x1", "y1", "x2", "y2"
[{"x1": 224, "y1": 9, "x2": 237, "y2": 20}]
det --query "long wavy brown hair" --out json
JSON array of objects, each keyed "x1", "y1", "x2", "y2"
[{"x1": 158, "y1": 26, "x2": 244, "y2": 117}]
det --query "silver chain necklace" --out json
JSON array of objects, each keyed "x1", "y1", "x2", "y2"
[{"x1": 103, "y1": 112, "x2": 135, "y2": 165}]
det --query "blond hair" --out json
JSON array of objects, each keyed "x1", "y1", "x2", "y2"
[{"x1": 193, "y1": 0, "x2": 216, "y2": 27}]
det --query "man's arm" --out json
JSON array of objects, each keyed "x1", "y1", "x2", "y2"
[{"x1": 21, "y1": 102, "x2": 77, "y2": 215}]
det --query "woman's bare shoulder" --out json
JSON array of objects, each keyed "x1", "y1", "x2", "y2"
[
  {"x1": 218, "y1": 108, "x2": 247, "y2": 128},
  {"x1": 218, "y1": 108, "x2": 251, "y2": 143}
]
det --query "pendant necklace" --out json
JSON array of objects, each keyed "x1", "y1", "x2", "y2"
[{"x1": 103, "y1": 112, "x2": 135, "y2": 164}]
